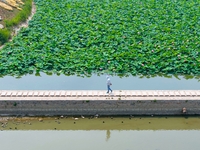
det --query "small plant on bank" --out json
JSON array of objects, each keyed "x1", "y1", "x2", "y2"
[
  {"x1": 0, "y1": 29, "x2": 10, "y2": 45},
  {"x1": 153, "y1": 99, "x2": 157, "y2": 102},
  {"x1": 85, "y1": 100, "x2": 90, "y2": 103},
  {"x1": 13, "y1": 102, "x2": 17, "y2": 106},
  {"x1": 0, "y1": 0, "x2": 32, "y2": 45},
  {"x1": 5, "y1": 0, "x2": 32, "y2": 28},
  {"x1": 185, "y1": 100, "x2": 188, "y2": 103}
]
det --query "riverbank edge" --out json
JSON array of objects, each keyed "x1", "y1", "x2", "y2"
[
  {"x1": 0, "y1": 99, "x2": 199, "y2": 117},
  {"x1": 0, "y1": 1, "x2": 35, "y2": 49}
]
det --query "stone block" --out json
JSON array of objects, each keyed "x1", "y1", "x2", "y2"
[
  {"x1": 190, "y1": 91, "x2": 196, "y2": 96},
  {"x1": 33, "y1": 92, "x2": 39, "y2": 97},
  {"x1": 28, "y1": 92, "x2": 33, "y2": 97},
  {"x1": 158, "y1": 91, "x2": 164, "y2": 96},
  {"x1": 77, "y1": 91, "x2": 82, "y2": 96},
  {"x1": 6, "y1": 91, "x2": 12, "y2": 97},
  {"x1": 163, "y1": 91, "x2": 169, "y2": 96},
  {"x1": 65, "y1": 91, "x2": 71, "y2": 97},
  {"x1": 153, "y1": 91, "x2": 159, "y2": 96},
  {"x1": 82, "y1": 91, "x2": 87, "y2": 97},
  {"x1": 98, "y1": 91, "x2": 105, "y2": 97},
  {"x1": 120, "y1": 91, "x2": 126, "y2": 97},
  {"x1": 60, "y1": 91, "x2": 66, "y2": 97},
  {"x1": 55, "y1": 91, "x2": 60, "y2": 97},
  {"x1": 131, "y1": 91, "x2": 137, "y2": 97},
  {"x1": 196, "y1": 91, "x2": 200, "y2": 96},
  {"x1": 88, "y1": 91, "x2": 93, "y2": 97},
  {"x1": 0, "y1": 24, "x2": 4, "y2": 29},
  {"x1": 22, "y1": 92, "x2": 28, "y2": 97},
  {"x1": 142, "y1": 91, "x2": 147, "y2": 97},
  {"x1": 175, "y1": 91, "x2": 180, "y2": 96},
  {"x1": 185, "y1": 91, "x2": 191, "y2": 96},
  {"x1": 137, "y1": 91, "x2": 142, "y2": 96},
  {"x1": 44, "y1": 91, "x2": 49, "y2": 97},
  {"x1": 38, "y1": 92, "x2": 44, "y2": 97},
  {"x1": 147, "y1": 91, "x2": 154, "y2": 96},
  {"x1": 49, "y1": 92, "x2": 55, "y2": 97},
  {"x1": 169, "y1": 91, "x2": 175, "y2": 97},
  {"x1": 126, "y1": 91, "x2": 132, "y2": 97},
  {"x1": 71, "y1": 91, "x2": 76, "y2": 97},
  {"x1": 17, "y1": 92, "x2": 23, "y2": 97},
  {"x1": 179, "y1": 91, "x2": 185, "y2": 96},
  {"x1": 11, "y1": 91, "x2": 17, "y2": 97},
  {"x1": 114, "y1": 91, "x2": 121, "y2": 97},
  {"x1": 93, "y1": 91, "x2": 98, "y2": 96}
]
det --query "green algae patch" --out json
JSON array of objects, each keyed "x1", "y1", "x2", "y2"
[{"x1": 0, "y1": 0, "x2": 199, "y2": 78}]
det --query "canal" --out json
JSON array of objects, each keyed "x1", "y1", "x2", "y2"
[
  {"x1": 0, "y1": 74, "x2": 199, "y2": 150},
  {"x1": 1, "y1": 116, "x2": 200, "y2": 150}
]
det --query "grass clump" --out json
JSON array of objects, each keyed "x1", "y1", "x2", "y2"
[
  {"x1": 5, "y1": 0, "x2": 32, "y2": 27},
  {"x1": 0, "y1": 0, "x2": 32, "y2": 45},
  {"x1": 0, "y1": 29, "x2": 11, "y2": 45}
]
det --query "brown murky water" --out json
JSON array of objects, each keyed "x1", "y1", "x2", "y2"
[
  {"x1": 1, "y1": 116, "x2": 200, "y2": 150},
  {"x1": 1, "y1": 116, "x2": 200, "y2": 130}
]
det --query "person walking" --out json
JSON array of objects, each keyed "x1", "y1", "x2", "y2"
[{"x1": 106, "y1": 75, "x2": 112, "y2": 93}]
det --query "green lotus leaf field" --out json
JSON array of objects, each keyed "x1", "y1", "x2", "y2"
[{"x1": 0, "y1": 0, "x2": 199, "y2": 78}]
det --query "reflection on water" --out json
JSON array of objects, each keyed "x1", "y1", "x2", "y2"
[
  {"x1": 0, "y1": 73, "x2": 199, "y2": 90},
  {"x1": 1, "y1": 117, "x2": 200, "y2": 150},
  {"x1": 106, "y1": 130, "x2": 111, "y2": 142},
  {"x1": 0, "y1": 130, "x2": 200, "y2": 150}
]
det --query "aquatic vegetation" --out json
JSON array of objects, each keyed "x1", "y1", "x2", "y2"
[{"x1": 0, "y1": 0, "x2": 199, "y2": 78}]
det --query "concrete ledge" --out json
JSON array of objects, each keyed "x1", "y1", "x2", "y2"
[
  {"x1": 0, "y1": 90, "x2": 200, "y2": 99},
  {"x1": 0, "y1": 90, "x2": 199, "y2": 116}
]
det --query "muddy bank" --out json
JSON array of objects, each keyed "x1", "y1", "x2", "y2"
[{"x1": 0, "y1": 2, "x2": 36, "y2": 49}]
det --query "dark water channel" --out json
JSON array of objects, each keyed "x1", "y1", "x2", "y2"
[
  {"x1": 0, "y1": 73, "x2": 199, "y2": 90},
  {"x1": 1, "y1": 117, "x2": 200, "y2": 150}
]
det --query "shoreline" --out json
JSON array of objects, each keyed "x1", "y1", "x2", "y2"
[{"x1": 0, "y1": 2, "x2": 36, "y2": 50}]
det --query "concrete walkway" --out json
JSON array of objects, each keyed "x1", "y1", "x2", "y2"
[{"x1": 0, "y1": 90, "x2": 199, "y2": 100}]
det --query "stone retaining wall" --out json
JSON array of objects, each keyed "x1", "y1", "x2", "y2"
[
  {"x1": 0, "y1": 99, "x2": 200, "y2": 116},
  {"x1": 0, "y1": 90, "x2": 199, "y2": 116}
]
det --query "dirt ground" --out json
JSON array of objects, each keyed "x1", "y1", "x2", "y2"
[{"x1": 0, "y1": 7, "x2": 20, "y2": 26}]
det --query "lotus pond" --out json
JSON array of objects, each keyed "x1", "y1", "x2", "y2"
[{"x1": 0, "y1": 0, "x2": 199, "y2": 78}]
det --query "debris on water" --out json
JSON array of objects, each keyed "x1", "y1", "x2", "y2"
[
  {"x1": 95, "y1": 114, "x2": 99, "y2": 118},
  {"x1": 182, "y1": 107, "x2": 187, "y2": 113}
]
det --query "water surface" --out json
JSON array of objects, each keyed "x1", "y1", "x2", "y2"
[
  {"x1": 0, "y1": 73, "x2": 199, "y2": 90},
  {"x1": 1, "y1": 117, "x2": 200, "y2": 150}
]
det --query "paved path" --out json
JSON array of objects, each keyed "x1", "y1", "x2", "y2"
[{"x1": 0, "y1": 90, "x2": 199, "y2": 100}]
